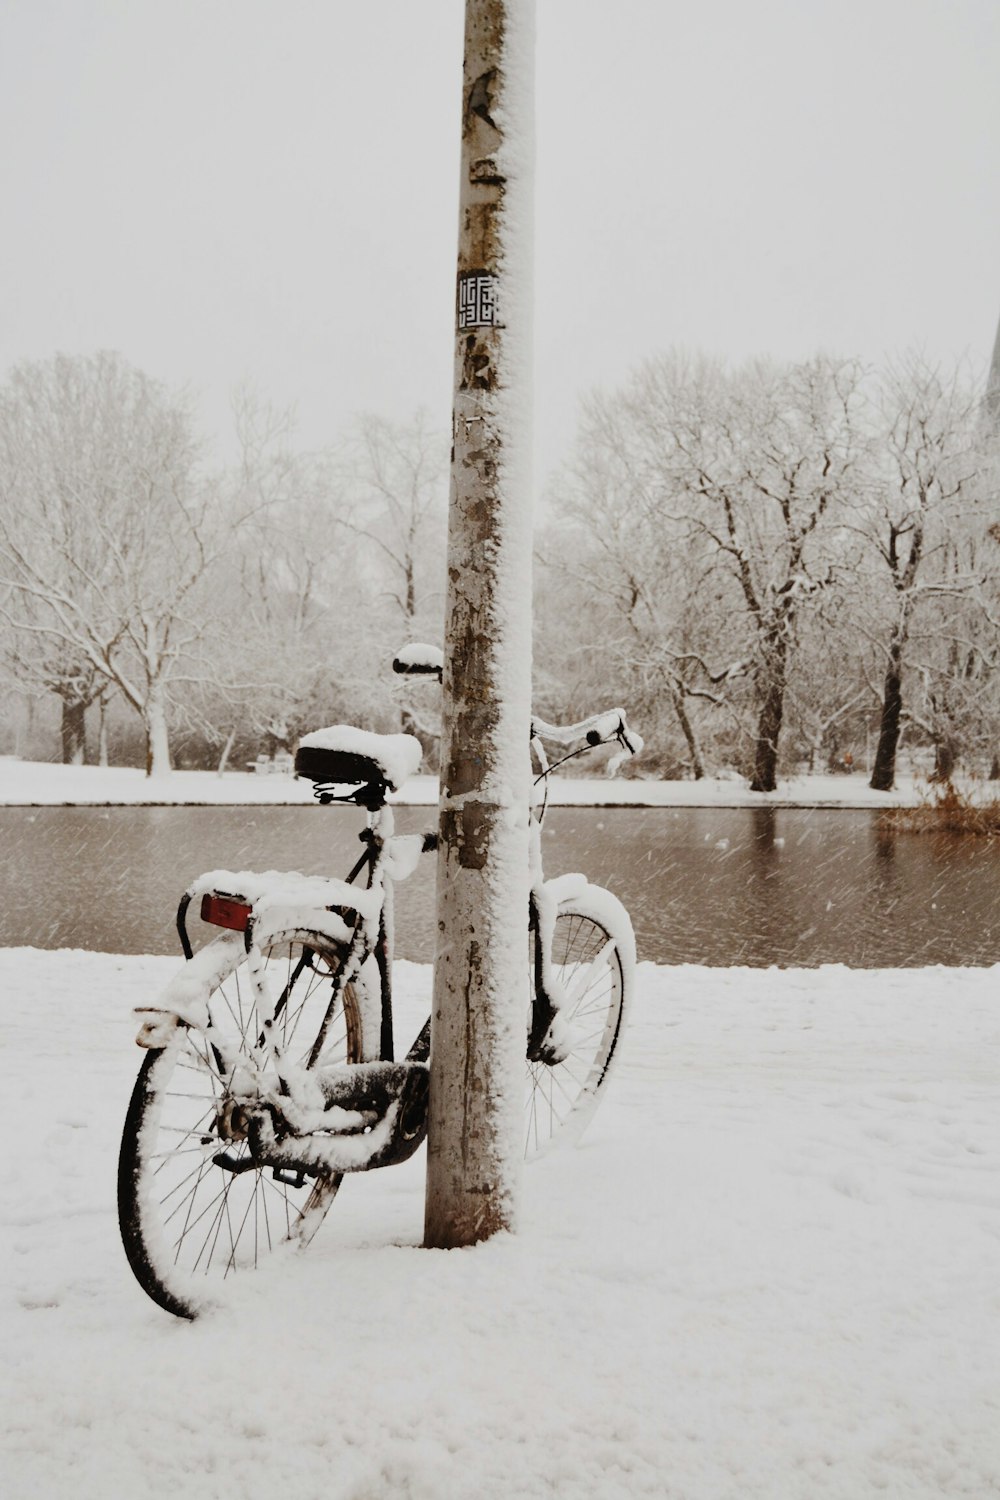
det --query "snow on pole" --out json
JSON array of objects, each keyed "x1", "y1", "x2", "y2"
[{"x1": 424, "y1": 0, "x2": 535, "y2": 1249}]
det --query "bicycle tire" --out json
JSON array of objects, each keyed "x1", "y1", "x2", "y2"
[
  {"x1": 525, "y1": 895, "x2": 631, "y2": 1160},
  {"x1": 118, "y1": 930, "x2": 364, "y2": 1318}
]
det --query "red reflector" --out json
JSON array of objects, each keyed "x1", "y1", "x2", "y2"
[{"x1": 201, "y1": 893, "x2": 252, "y2": 931}]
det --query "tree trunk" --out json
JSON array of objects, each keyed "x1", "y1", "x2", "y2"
[
  {"x1": 671, "y1": 684, "x2": 705, "y2": 779},
  {"x1": 750, "y1": 681, "x2": 784, "y2": 792},
  {"x1": 750, "y1": 637, "x2": 788, "y2": 793},
  {"x1": 425, "y1": 0, "x2": 535, "y2": 1251},
  {"x1": 144, "y1": 691, "x2": 172, "y2": 777},
  {"x1": 870, "y1": 642, "x2": 903, "y2": 791},
  {"x1": 97, "y1": 695, "x2": 110, "y2": 767},
  {"x1": 216, "y1": 728, "x2": 236, "y2": 776},
  {"x1": 930, "y1": 736, "x2": 958, "y2": 784},
  {"x1": 405, "y1": 556, "x2": 416, "y2": 623},
  {"x1": 60, "y1": 697, "x2": 87, "y2": 765}
]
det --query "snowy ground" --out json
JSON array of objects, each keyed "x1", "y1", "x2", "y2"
[
  {"x1": 0, "y1": 757, "x2": 929, "y2": 808},
  {"x1": 3, "y1": 948, "x2": 998, "y2": 1499}
]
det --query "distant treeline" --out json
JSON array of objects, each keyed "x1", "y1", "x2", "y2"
[{"x1": 2, "y1": 348, "x2": 997, "y2": 789}]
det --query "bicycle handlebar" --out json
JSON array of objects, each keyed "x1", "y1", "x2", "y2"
[
  {"x1": 392, "y1": 644, "x2": 643, "y2": 762},
  {"x1": 530, "y1": 709, "x2": 644, "y2": 760}
]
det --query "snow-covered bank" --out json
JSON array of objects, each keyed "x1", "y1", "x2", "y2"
[
  {"x1": 0, "y1": 757, "x2": 926, "y2": 808},
  {"x1": 3, "y1": 949, "x2": 998, "y2": 1499}
]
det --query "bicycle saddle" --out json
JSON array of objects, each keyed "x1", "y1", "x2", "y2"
[{"x1": 295, "y1": 724, "x2": 423, "y2": 796}]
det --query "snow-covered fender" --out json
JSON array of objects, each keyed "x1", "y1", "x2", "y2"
[
  {"x1": 133, "y1": 930, "x2": 246, "y2": 1047},
  {"x1": 530, "y1": 873, "x2": 636, "y2": 1064},
  {"x1": 133, "y1": 927, "x2": 382, "y2": 1063},
  {"x1": 534, "y1": 873, "x2": 636, "y2": 975}
]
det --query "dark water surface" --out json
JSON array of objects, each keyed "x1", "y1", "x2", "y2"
[{"x1": 0, "y1": 804, "x2": 996, "y2": 967}]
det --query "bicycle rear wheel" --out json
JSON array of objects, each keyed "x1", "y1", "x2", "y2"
[
  {"x1": 525, "y1": 901, "x2": 629, "y2": 1160},
  {"x1": 118, "y1": 931, "x2": 363, "y2": 1318}
]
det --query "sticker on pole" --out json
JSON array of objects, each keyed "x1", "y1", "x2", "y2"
[{"x1": 457, "y1": 271, "x2": 499, "y2": 330}]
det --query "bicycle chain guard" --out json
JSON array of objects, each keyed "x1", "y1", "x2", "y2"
[{"x1": 245, "y1": 1060, "x2": 430, "y2": 1176}]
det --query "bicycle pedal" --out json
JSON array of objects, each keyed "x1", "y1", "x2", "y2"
[{"x1": 271, "y1": 1166, "x2": 309, "y2": 1189}]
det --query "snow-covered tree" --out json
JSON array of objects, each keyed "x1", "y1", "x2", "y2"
[
  {"x1": 333, "y1": 410, "x2": 447, "y2": 634},
  {"x1": 551, "y1": 352, "x2": 866, "y2": 788},
  {"x1": 0, "y1": 352, "x2": 252, "y2": 774},
  {"x1": 330, "y1": 411, "x2": 448, "y2": 750},
  {"x1": 854, "y1": 356, "x2": 996, "y2": 790},
  {"x1": 0, "y1": 598, "x2": 108, "y2": 763}
]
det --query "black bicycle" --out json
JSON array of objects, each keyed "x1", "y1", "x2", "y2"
[{"x1": 118, "y1": 647, "x2": 640, "y2": 1317}]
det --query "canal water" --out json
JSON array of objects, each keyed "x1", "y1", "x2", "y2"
[{"x1": 1, "y1": 804, "x2": 996, "y2": 967}]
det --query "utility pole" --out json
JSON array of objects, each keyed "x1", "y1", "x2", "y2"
[{"x1": 424, "y1": 0, "x2": 535, "y2": 1249}]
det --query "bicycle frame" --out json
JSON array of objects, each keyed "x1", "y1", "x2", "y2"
[
  {"x1": 119, "y1": 653, "x2": 642, "y2": 1318},
  {"x1": 135, "y1": 709, "x2": 638, "y2": 1174}
]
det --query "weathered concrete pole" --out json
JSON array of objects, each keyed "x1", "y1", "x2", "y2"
[{"x1": 424, "y1": 0, "x2": 535, "y2": 1249}]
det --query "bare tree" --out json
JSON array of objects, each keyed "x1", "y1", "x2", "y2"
[
  {"x1": 170, "y1": 394, "x2": 394, "y2": 767},
  {"x1": 225, "y1": 477, "x2": 376, "y2": 750},
  {"x1": 857, "y1": 356, "x2": 993, "y2": 790},
  {"x1": 668, "y1": 356, "x2": 867, "y2": 790},
  {"x1": 335, "y1": 411, "x2": 447, "y2": 633},
  {"x1": 0, "y1": 598, "x2": 108, "y2": 763},
  {"x1": 544, "y1": 359, "x2": 747, "y2": 777},
  {"x1": 0, "y1": 352, "x2": 252, "y2": 774},
  {"x1": 325, "y1": 411, "x2": 448, "y2": 751},
  {"x1": 785, "y1": 592, "x2": 869, "y2": 772},
  {"x1": 0, "y1": 357, "x2": 128, "y2": 763},
  {"x1": 552, "y1": 352, "x2": 865, "y2": 789}
]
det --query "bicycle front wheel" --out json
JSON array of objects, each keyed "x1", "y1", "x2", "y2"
[
  {"x1": 118, "y1": 931, "x2": 364, "y2": 1318},
  {"x1": 525, "y1": 899, "x2": 630, "y2": 1159}
]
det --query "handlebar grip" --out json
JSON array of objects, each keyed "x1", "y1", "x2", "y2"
[{"x1": 393, "y1": 643, "x2": 444, "y2": 678}]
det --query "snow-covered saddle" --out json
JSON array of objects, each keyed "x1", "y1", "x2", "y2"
[{"x1": 295, "y1": 724, "x2": 423, "y2": 797}]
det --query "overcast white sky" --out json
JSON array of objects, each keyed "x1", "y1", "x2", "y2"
[{"x1": 1, "y1": 0, "x2": 997, "y2": 484}]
